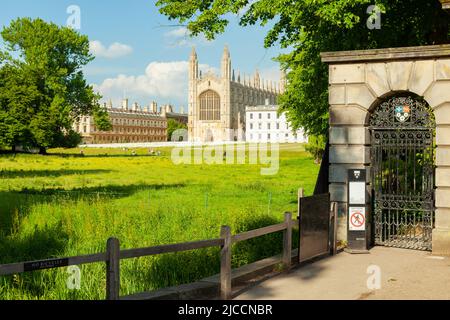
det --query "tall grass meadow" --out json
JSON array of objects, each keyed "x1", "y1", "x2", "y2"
[{"x1": 0, "y1": 144, "x2": 318, "y2": 299}]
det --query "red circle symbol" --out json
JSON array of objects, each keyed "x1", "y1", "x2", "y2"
[{"x1": 350, "y1": 211, "x2": 365, "y2": 228}]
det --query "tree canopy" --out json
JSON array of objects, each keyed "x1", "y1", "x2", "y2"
[
  {"x1": 0, "y1": 18, "x2": 110, "y2": 153},
  {"x1": 167, "y1": 118, "x2": 188, "y2": 141},
  {"x1": 156, "y1": 0, "x2": 450, "y2": 137}
]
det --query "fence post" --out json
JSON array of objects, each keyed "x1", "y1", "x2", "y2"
[
  {"x1": 297, "y1": 188, "x2": 304, "y2": 264},
  {"x1": 297, "y1": 188, "x2": 304, "y2": 219},
  {"x1": 106, "y1": 237, "x2": 120, "y2": 300},
  {"x1": 331, "y1": 202, "x2": 338, "y2": 255},
  {"x1": 220, "y1": 226, "x2": 232, "y2": 300},
  {"x1": 282, "y1": 212, "x2": 293, "y2": 269},
  {"x1": 298, "y1": 188, "x2": 304, "y2": 200}
]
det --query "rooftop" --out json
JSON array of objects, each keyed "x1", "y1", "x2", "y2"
[
  {"x1": 107, "y1": 108, "x2": 166, "y2": 119},
  {"x1": 246, "y1": 105, "x2": 278, "y2": 112}
]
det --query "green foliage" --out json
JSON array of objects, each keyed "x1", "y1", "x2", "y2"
[
  {"x1": 0, "y1": 18, "x2": 109, "y2": 152},
  {"x1": 92, "y1": 106, "x2": 113, "y2": 132},
  {"x1": 167, "y1": 118, "x2": 187, "y2": 141},
  {"x1": 0, "y1": 63, "x2": 37, "y2": 149},
  {"x1": 55, "y1": 130, "x2": 82, "y2": 149},
  {"x1": 305, "y1": 135, "x2": 326, "y2": 163},
  {"x1": 156, "y1": 0, "x2": 450, "y2": 136},
  {"x1": 0, "y1": 144, "x2": 316, "y2": 299}
]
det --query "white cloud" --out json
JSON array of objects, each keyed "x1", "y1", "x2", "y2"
[
  {"x1": 89, "y1": 40, "x2": 133, "y2": 59},
  {"x1": 93, "y1": 61, "x2": 217, "y2": 107},
  {"x1": 163, "y1": 27, "x2": 212, "y2": 48},
  {"x1": 165, "y1": 27, "x2": 190, "y2": 38}
]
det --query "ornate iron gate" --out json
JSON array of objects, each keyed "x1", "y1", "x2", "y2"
[{"x1": 370, "y1": 96, "x2": 435, "y2": 251}]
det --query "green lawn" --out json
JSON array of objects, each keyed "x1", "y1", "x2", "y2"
[{"x1": 0, "y1": 143, "x2": 319, "y2": 299}]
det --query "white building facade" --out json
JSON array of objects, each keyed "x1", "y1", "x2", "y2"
[{"x1": 245, "y1": 104, "x2": 307, "y2": 143}]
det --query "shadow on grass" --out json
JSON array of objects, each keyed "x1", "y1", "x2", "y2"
[
  {"x1": 46, "y1": 152, "x2": 167, "y2": 159},
  {"x1": 0, "y1": 222, "x2": 69, "y2": 264},
  {"x1": 17, "y1": 183, "x2": 185, "y2": 196},
  {"x1": 0, "y1": 150, "x2": 168, "y2": 159},
  {"x1": 124, "y1": 213, "x2": 299, "y2": 294},
  {"x1": 0, "y1": 169, "x2": 112, "y2": 179},
  {"x1": 0, "y1": 183, "x2": 186, "y2": 238},
  {"x1": 0, "y1": 222, "x2": 71, "y2": 299}
]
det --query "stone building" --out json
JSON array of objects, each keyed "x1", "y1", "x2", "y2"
[
  {"x1": 321, "y1": 44, "x2": 450, "y2": 256},
  {"x1": 75, "y1": 99, "x2": 168, "y2": 144},
  {"x1": 188, "y1": 46, "x2": 285, "y2": 142},
  {"x1": 245, "y1": 103, "x2": 307, "y2": 143},
  {"x1": 161, "y1": 104, "x2": 188, "y2": 125}
]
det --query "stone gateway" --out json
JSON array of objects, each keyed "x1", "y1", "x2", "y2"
[{"x1": 321, "y1": 44, "x2": 450, "y2": 256}]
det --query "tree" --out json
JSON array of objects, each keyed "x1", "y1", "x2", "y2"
[
  {"x1": 0, "y1": 62, "x2": 36, "y2": 150},
  {"x1": 0, "y1": 18, "x2": 110, "y2": 153},
  {"x1": 305, "y1": 135, "x2": 326, "y2": 164},
  {"x1": 167, "y1": 118, "x2": 187, "y2": 141},
  {"x1": 156, "y1": 0, "x2": 450, "y2": 138}
]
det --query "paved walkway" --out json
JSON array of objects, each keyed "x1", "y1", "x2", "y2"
[{"x1": 235, "y1": 247, "x2": 450, "y2": 300}]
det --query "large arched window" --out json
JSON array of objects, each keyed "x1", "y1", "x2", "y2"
[{"x1": 199, "y1": 90, "x2": 220, "y2": 121}]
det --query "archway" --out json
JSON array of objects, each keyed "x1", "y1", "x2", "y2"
[{"x1": 369, "y1": 94, "x2": 436, "y2": 250}]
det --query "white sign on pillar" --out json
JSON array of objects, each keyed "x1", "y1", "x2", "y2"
[{"x1": 349, "y1": 181, "x2": 366, "y2": 205}]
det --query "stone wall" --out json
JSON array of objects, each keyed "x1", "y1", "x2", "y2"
[{"x1": 322, "y1": 45, "x2": 450, "y2": 255}]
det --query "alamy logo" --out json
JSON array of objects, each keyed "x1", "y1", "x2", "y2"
[
  {"x1": 171, "y1": 143, "x2": 280, "y2": 176},
  {"x1": 66, "y1": 5, "x2": 81, "y2": 30},
  {"x1": 67, "y1": 265, "x2": 81, "y2": 290},
  {"x1": 366, "y1": 265, "x2": 381, "y2": 290},
  {"x1": 367, "y1": 5, "x2": 382, "y2": 30},
  {"x1": 171, "y1": 129, "x2": 280, "y2": 175}
]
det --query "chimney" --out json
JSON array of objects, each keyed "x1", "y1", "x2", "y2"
[
  {"x1": 132, "y1": 102, "x2": 139, "y2": 112},
  {"x1": 151, "y1": 101, "x2": 158, "y2": 113},
  {"x1": 122, "y1": 98, "x2": 129, "y2": 110}
]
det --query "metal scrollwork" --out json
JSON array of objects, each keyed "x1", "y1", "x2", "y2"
[
  {"x1": 370, "y1": 95, "x2": 435, "y2": 251},
  {"x1": 369, "y1": 96, "x2": 435, "y2": 129}
]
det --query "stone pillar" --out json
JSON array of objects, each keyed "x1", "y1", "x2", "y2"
[
  {"x1": 424, "y1": 59, "x2": 450, "y2": 256},
  {"x1": 221, "y1": 46, "x2": 232, "y2": 141},
  {"x1": 188, "y1": 48, "x2": 198, "y2": 142},
  {"x1": 327, "y1": 63, "x2": 373, "y2": 242}
]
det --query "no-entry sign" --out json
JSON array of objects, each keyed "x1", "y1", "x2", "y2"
[
  {"x1": 346, "y1": 169, "x2": 369, "y2": 253},
  {"x1": 349, "y1": 207, "x2": 366, "y2": 231}
]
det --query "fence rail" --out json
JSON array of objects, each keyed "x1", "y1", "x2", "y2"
[
  {"x1": 0, "y1": 212, "x2": 298, "y2": 300},
  {"x1": 119, "y1": 238, "x2": 225, "y2": 260}
]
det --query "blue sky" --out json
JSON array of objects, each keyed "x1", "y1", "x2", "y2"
[{"x1": 0, "y1": 0, "x2": 285, "y2": 111}]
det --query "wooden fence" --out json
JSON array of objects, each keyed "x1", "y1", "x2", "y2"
[{"x1": 0, "y1": 212, "x2": 297, "y2": 300}]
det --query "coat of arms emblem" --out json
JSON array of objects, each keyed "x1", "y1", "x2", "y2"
[{"x1": 395, "y1": 105, "x2": 411, "y2": 123}]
